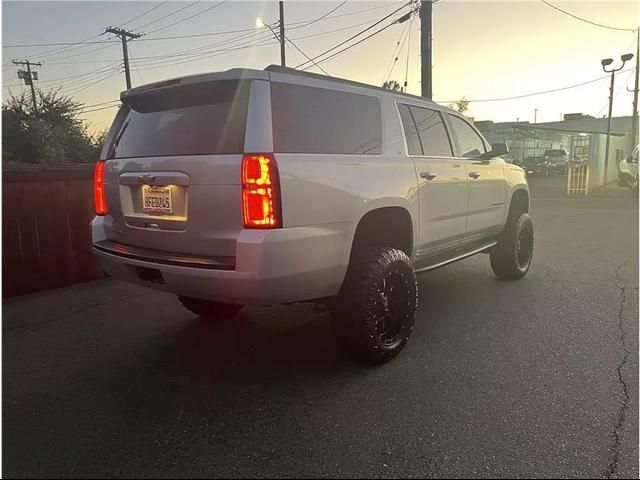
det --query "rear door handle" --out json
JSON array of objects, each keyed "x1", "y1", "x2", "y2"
[
  {"x1": 468, "y1": 171, "x2": 481, "y2": 179},
  {"x1": 420, "y1": 171, "x2": 437, "y2": 180}
]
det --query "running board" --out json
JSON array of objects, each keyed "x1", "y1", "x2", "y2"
[{"x1": 415, "y1": 241, "x2": 497, "y2": 273}]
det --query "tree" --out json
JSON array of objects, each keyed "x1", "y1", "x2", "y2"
[
  {"x1": 449, "y1": 97, "x2": 470, "y2": 115},
  {"x1": 382, "y1": 80, "x2": 402, "y2": 92},
  {"x1": 2, "y1": 89, "x2": 104, "y2": 164}
]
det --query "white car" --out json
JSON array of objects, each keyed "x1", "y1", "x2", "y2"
[
  {"x1": 618, "y1": 144, "x2": 639, "y2": 192},
  {"x1": 92, "y1": 65, "x2": 533, "y2": 363}
]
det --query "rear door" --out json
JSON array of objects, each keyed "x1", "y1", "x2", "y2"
[
  {"x1": 397, "y1": 103, "x2": 468, "y2": 263},
  {"x1": 446, "y1": 113, "x2": 507, "y2": 242},
  {"x1": 101, "y1": 77, "x2": 259, "y2": 259}
]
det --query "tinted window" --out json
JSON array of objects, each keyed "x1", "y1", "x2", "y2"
[
  {"x1": 108, "y1": 80, "x2": 250, "y2": 159},
  {"x1": 409, "y1": 106, "x2": 452, "y2": 157},
  {"x1": 447, "y1": 114, "x2": 486, "y2": 158},
  {"x1": 271, "y1": 83, "x2": 381, "y2": 154},
  {"x1": 397, "y1": 104, "x2": 422, "y2": 155}
]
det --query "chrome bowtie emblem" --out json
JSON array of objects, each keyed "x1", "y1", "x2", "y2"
[{"x1": 138, "y1": 174, "x2": 156, "y2": 184}]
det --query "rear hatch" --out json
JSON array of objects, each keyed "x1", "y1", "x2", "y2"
[{"x1": 100, "y1": 72, "x2": 264, "y2": 262}]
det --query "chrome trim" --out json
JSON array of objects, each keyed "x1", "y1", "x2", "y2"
[{"x1": 93, "y1": 240, "x2": 235, "y2": 270}]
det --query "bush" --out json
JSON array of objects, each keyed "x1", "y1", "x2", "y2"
[{"x1": 2, "y1": 89, "x2": 107, "y2": 165}]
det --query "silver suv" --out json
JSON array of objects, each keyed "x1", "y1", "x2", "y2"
[{"x1": 92, "y1": 66, "x2": 533, "y2": 363}]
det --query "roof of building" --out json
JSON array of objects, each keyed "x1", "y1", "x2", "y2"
[{"x1": 476, "y1": 114, "x2": 633, "y2": 136}]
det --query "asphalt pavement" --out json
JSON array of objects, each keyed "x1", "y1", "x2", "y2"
[{"x1": 3, "y1": 176, "x2": 638, "y2": 478}]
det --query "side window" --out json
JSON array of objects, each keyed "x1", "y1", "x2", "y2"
[
  {"x1": 271, "y1": 82, "x2": 382, "y2": 154},
  {"x1": 447, "y1": 114, "x2": 487, "y2": 158},
  {"x1": 397, "y1": 104, "x2": 422, "y2": 155},
  {"x1": 409, "y1": 106, "x2": 453, "y2": 157}
]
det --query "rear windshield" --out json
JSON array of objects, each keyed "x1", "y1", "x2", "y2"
[{"x1": 107, "y1": 80, "x2": 250, "y2": 159}]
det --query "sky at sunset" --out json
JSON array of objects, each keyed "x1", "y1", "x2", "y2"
[{"x1": 2, "y1": 0, "x2": 639, "y2": 134}]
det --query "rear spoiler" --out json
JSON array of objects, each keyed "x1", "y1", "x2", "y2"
[{"x1": 120, "y1": 68, "x2": 269, "y2": 103}]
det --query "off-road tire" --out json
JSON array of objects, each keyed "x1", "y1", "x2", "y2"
[
  {"x1": 490, "y1": 211, "x2": 534, "y2": 280},
  {"x1": 178, "y1": 296, "x2": 243, "y2": 319},
  {"x1": 333, "y1": 247, "x2": 418, "y2": 364}
]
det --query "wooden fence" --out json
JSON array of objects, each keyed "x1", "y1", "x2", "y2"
[{"x1": 3, "y1": 164, "x2": 105, "y2": 297}]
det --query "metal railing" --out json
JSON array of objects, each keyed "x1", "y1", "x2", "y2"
[{"x1": 566, "y1": 161, "x2": 590, "y2": 195}]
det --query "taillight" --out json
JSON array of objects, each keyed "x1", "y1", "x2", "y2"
[
  {"x1": 93, "y1": 160, "x2": 108, "y2": 216},
  {"x1": 241, "y1": 154, "x2": 281, "y2": 228}
]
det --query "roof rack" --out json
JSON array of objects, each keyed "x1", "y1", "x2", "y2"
[{"x1": 264, "y1": 65, "x2": 438, "y2": 105}]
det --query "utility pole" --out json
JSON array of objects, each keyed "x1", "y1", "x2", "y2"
[
  {"x1": 279, "y1": 1, "x2": 286, "y2": 67},
  {"x1": 420, "y1": 0, "x2": 432, "y2": 99},
  {"x1": 13, "y1": 59, "x2": 41, "y2": 113},
  {"x1": 601, "y1": 54, "x2": 634, "y2": 187},
  {"x1": 604, "y1": 70, "x2": 616, "y2": 186},
  {"x1": 631, "y1": 29, "x2": 639, "y2": 150},
  {"x1": 534, "y1": 108, "x2": 538, "y2": 124},
  {"x1": 105, "y1": 26, "x2": 141, "y2": 89}
]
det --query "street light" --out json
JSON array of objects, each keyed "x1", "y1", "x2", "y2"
[
  {"x1": 601, "y1": 53, "x2": 634, "y2": 187},
  {"x1": 256, "y1": 17, "x2": 279, "y2": 41},
  {"x1": 256, "y1": 12, "x2": 285, "y2": 67}
]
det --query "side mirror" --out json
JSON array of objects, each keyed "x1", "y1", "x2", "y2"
[{"x1": 481, "y1": 142, "x2": 509, "y2": 160}]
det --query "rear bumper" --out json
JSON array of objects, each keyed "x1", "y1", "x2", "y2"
[{"x1": 91, "y1": 219, "x2": 351, "y2": 305}]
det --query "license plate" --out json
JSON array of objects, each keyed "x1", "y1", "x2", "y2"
[{"x1": 142, "y1": 185, "x2": 172, "y2": 214}]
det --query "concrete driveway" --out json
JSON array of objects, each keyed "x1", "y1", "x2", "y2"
[{"x1": 3, "y1": 177, "x2": 638, "y2": 478}]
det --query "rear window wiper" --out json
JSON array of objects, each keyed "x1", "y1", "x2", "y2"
[{"x1": 107, "y1": 119, "x2": 130, "y2": 159}]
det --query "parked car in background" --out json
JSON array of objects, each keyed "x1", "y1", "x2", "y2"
[
  {"x1": 544, "y1": 149, "x2": 568, "y2": 174},
  {"x1": 522, "y1": 156, "x2": 552, "y2": 177},
  {"x1": 618, "y1": 144, "x2": 639, "y2": 193},
  {"x1": 91, "y1": 65, "x2": 533, "y2": 364}
]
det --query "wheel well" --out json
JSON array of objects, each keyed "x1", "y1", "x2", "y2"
[
  {"x1": 509, "y1": 189, "x2": 529, "y2": 216},
  {"x1": 350, "y1": 207, "x2": 413, "y2": 260}
]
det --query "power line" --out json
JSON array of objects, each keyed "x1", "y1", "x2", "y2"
[
  {"x1": 80, "y1": 103, "x2": 121, "y2": 114},
  {"x1": 43, "y1": 63, "x2": 122, "y2": 90},
  {"x1": 130, "y1": 26, "x2": 270, "y2": 63},
  {"x1": 17, "y1": 33, "x2": 106, "y2": 61},
  {"x1": 119, "y1": 1, "x2": 169, "y2": 28},
  {"x1": 4, "y1": 1, "x2": 406, "y2": 49},
  {"x1": 133, "y1": 37, "x2": 274, "y2": 71},
  {"x1": 76, "y1": 99, "x2": 121, "y2": 110},
  {"x1": 403, "y1": 14, "x2": 414, "y2": 91},
  {"x1": 4, "y1": 39, "x2": 116, "y2": 48},
  {"x1": 382, "y1": 19, "x2": 410, "y2": 84},
  {"x1": 132, "y1": 0, "x2": 200, "y2": 31},
  {"x1": 56, "y1": 67, "x2": 122, "y2": 94},
  {"x1": 33, "y1": 19, "x2": 378, "y2": 66},
  {"x1": 437, "y1": 69, "x2": 635, "y2": 103},
  {"x1": 305, "y1": 20, "x2": 400, "y2": 70},
  {"x1": 295, "y1": 1, "x2": 413, "y2": 69},
  {"x1": 284, "y1": 34, "x2": 329, "y2": 75},
  {"x1": 289, "y1": 1, "x2": 405, "y2": 27},
  {"x1": 57, "y1": 16, "x2": 381, "y2": 70},
  {"x1": 288, "y1": 0, "x2": 348, "y2": 30},
  {"x1": 40, "y1": 43, "x2": 118, "y2": 63},
  {"x1": 596, "y1": 67, "x2": 636, "y2": 116},
  {"x1": 142, "y1": 0, "x2": 228, "y2": 35},
  {"x1": 128, "y1": 46, "x2": 145, "y2": 84},
  {"x1": 64, "y1": 70, "x2": 120, "y2": 96},
  {"x1": 540, "y1": 0, "x2": 636, "y2": 32},
  {"x1": 135, "y1": 9, "x2": 411, "y2": 73}
]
